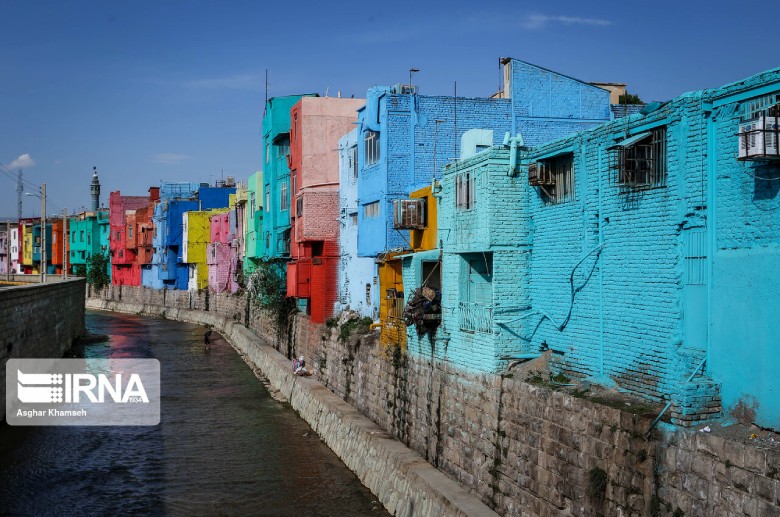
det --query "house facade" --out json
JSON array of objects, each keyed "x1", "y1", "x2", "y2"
[{"x1": 286, "y1": 96, "x2": 364, "y2": 323}]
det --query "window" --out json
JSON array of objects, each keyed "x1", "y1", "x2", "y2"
[
  {"x1": 349, "y1": 212, "x2": 358, "y2": 226},
  {"x1": 296, "y1": 196, "x2": 303, "y2": 217},
  {"x1": 249, "y1": 192, "x2": 255, "y2": 217},
  {"x1": 467, "y1": 254, "x2": 492, "y2": 304},
  {"x1": 350, "y1": 145, "x2": 358, "y2": 179},
  {"x1": 363, "y1": 201, "x2": 380, "y2": 218},
  {"x1": 455, "y1": 171, "x2": 476, "y2": 210},
  {"x1": 115, "y1": 230, "x2": 120, "y2": 241},
  {"x1": 364, "y1": 131, "x2": 380, "y2": 166},
  {"x1": 611, "y1": 126, "x2": 667, "y2": 189},
  {"x1": 265, "y1": 142, "x2": 270, "y2": 164},
  {"x1": 459, "y1": 253, "x2": 493, "y2": 333},
  {"x1": 276, "y1": 137, "x2": 290, "y2": 159},
  {"x1": 743, "y1": 93, "x2": 780, "y2": 121},
  {"x1": 532, "y1": 154, "x2": 575, "y2": 205},
  {"x1": 128, "y1": 225, "x2": 133, "y2": 238},
  {"x1": 265, "y1": 232, "x2": 271, "y2": 250},
  {"x1": 280, "y1": 182, "x2": 289, "y2": 211},
  {"x1": 265, "y1": 186, "x2": 270, "y2": 212}
]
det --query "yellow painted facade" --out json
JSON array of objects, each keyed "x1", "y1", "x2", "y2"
[
  {"x1": 21, "y1": 224, "x2": 33, "y2": 266},
  {"x1": 182, "y1": 209, "x2": 227, "y2": 290},
  {"x1": 377, "y1": 183, "x2": 439, "y2": 349}
]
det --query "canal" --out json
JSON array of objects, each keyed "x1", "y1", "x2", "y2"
[{"x1": 0, "y1": 310, "x2": 387, "y2": 515}]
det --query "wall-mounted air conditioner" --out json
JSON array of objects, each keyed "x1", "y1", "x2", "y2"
[
  {"x1": 393, "y1": 199, "x2": 426, "y2": 229},
  {"x1": 739, "y1": 115, "x2": 780, "y2": 160}
]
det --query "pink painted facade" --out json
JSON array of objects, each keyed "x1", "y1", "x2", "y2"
[
  {"x1": 287, "y1": 97, "x2": 363, "y2": 323},
  {"x1": 207, "y1": 210, "x2": 238, "y2": 293},
  {"x1": 109, "y1": 191, "x2": 149, "y2": 285}
]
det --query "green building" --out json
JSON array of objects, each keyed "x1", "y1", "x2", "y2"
[
  {"x1": 243, "y1": 171, "x2": 264, "y2": 273},
  {"x1": 68, "y1": 210, "x2": 110, "y2": 277}
]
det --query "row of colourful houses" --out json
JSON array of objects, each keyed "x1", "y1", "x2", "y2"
[{"x1": 7, "y1": 57, "x2": 777, "y2": 431}]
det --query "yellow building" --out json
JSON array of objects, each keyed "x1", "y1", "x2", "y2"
[
  {"x1": 377, "y1": 184, "x2": 439, "y2": 349},
  {"x1": 182, "y1": 209, "x2": 227, "y2": 290},
  {"x1": 21, "y1": 223, "x2": 34, "y2": 267}
]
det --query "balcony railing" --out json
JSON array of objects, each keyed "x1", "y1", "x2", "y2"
[
  {"x1": 387, "y1": 296, "x2": 404, "y2": 321},
  {"x1": 458, "y1": 301, "x2": 493, "y2": 333}
]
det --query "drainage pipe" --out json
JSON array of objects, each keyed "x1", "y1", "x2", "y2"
[{"x1": 645, "y1": 356, "x2": 708, "y2": 438}]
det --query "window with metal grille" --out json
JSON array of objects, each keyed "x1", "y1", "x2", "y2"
[
  {"x1": 742, "y1": 93, "x2": 780, "y2": 121},
  {"x1": 455, "y1": 171, "x2": 475, "y2": 210},
  {"x1": 363, "y1": 201, "x2": 380, "y2": 218},
  {"x1": 393, "y1": 198, "x2": 426, "y2": 229},
  {"x1": 531, "y1": 154, "x2": 575, "y2": 205},
  {"x1": 364, "y1": 131, "x2": 380, "y2": 166},
  {"x1": 280, "y1": 182, "x2": 289, "y2": 211},
  {"x1": 611, "y1": 127, "x2": 667, "y2": 189}
]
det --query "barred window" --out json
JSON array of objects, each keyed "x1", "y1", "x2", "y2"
[
  {"x1": 531, "y1": 154, "x2": 575, "y2": 205},
  {"x1": 265, "y1": 186, "x2": 270, "y2": 212},
  {"x1": 351, "y1": 145, "x2": 359, "y2": 179},
  {"x1": 743, "y1": 93, "x2": 780, "y2": 121},
  {"x1": 455, "y1": 172, "x2": 475, "y2": 210},
  {"x1": 611, "y1": 127, "x2": 667, "y2": 189},
  {"x1": 364, "y1": 131, "x2": 380, "y2": 166}
]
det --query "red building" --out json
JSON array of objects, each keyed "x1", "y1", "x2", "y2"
[
  {"x1": 286, "y1": 97, "x2": 363, "y2": 323},
  {"x1": 109, "y1": 191, "x2": 148, "y2": 285}
]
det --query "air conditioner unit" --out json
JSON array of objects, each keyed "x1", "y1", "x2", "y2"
[
  {"x1": 392, "y1": 199, "x2": 426, "y2": 229},
  {"x1": 391, "y1": 83, "x2": 417, "y2": 95},
  {"x1": 739, "y1": 115, "x2": 780, "y2": 160},
  {"x1": 527, "y1": 163, "x2": 555, "y2": 186}
]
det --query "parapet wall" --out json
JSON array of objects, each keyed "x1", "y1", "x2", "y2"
[
  {"x1": 1, "y1": 278, "x2": 86, "y2": 420},
  {"x1": 87, "y1": 285, "x2": 780, "y2": 516}
]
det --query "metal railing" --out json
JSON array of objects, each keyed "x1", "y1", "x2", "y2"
[
  {"x1": 458, "y1": 301, "x2": 493, "y2": 333},
  {"x1": 387, "y1": 297, "x2": 404, "y2": 321}
]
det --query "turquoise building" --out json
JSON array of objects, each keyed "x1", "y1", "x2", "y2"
[
  {"x1": 243, "y1": 171, "x2": 263, "y2": 273},
  {"x1": 429, "y1": 68, "x2": 780, "y2": 430},
  {"x1": 260, "y1": 94, "x2": 316, "y2": 259},
  {"x1": 68, "y1": 210, "x2": 110, "y2": 276}
]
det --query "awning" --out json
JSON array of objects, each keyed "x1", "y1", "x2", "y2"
[
  {"x1": 533, "y1": 146, "x2": 574, "y2": 162},
  {"x1": 397, "y1": 249, "x2": 440, "y2": 261},
  {"x1": 608, "y1": 131, "x2": 651, "y2": 150}
]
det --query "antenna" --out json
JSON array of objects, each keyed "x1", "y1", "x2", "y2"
[
  {"x1": 453, "y1": 81, "x2": 458, "y2": 161},
  {"x1": 17, "y1": 169, "x2": 23, "y2": 220},
  {"x1": 264, "y1": 68, "x2": 269, "y2": 116}
]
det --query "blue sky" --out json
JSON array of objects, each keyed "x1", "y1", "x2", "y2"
[{"x1": 1, "y1": 0, "x2": 777, "y2": 217}]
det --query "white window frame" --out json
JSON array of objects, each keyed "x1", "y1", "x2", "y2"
[{"x1": 364, "y1": 131, "x2": 380, "y2": 166}]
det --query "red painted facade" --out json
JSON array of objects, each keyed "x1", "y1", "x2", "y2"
[
  {"x1": 109, "y1": 191, "x2": 148, "y2": 285},
  {"x1": 286, "y1": 97, "x2": 362, "y2": 323}
]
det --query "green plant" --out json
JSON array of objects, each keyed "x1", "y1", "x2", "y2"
[
  {"x1": 74, "y1": 264, "x2": 87, "y2": 277},
  {"x1": 618, "y1": 92, "x2": 644, "y2": 104},
  {"x1": 247, "y1": 258, "x2": 296, "y2": 328},
  {"x1": 338, "y1": 316, "x2": 372, "y2": 342},
  {"x1": 672, "y1": 508, "x2": 685, "y2": 517},
  {"x1": 325, "y1": 317, "x2": 339, "y2": 329},
  {"x1": 85, "y1": 250, "x2": 110, "y2": 292},
  {"x1": 588, "y1": 467, "x2": 609, "y2": 498}
]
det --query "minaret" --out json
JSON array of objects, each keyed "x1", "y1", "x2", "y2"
[{"x1": 90, "y1": 166, "x2": 101, "y2": 210}]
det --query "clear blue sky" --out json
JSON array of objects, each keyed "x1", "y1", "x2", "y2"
[{"x1": 1, "y1": 0, "x2": 777, "y2": 217}]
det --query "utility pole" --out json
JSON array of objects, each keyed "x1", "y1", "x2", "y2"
[
  {"x1": 62, "y1": 208, "x2": 68, "y2": 279},
  {"x1": 17, "y1": 169, "x2": 23, "y2": 221},
  {"x1": 40, "y1": 183, "x2": 46, "y2": 283},
  {"x1": 6, "y1": 221, "x2": 10, "y2": 280}
]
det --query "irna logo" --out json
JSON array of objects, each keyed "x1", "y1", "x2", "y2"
[{"x1": 17, "y1": 370, "x2": 149, "y2": 404}]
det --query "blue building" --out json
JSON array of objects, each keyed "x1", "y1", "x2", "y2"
[
  {"x1": 146, "y1": 182, "x2": 235, "y2": 290},
  {"x1": 355, "y1": 58, "x2": 612, "y2": 260},
  {"x1": 430, "y1": 67, "x2": 780, "y2": 430}
]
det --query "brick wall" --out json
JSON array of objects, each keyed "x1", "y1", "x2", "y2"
[
  {"x1": 89, "y1": 285, "x2": 780, "y2": 516},
  {"x1": 1, "y1": 278, "x2": 86, "y2": 421}
]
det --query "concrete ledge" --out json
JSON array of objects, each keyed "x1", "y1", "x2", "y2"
[{"x1": 86, "y1": 298, "x2": 498, "y2": 517}]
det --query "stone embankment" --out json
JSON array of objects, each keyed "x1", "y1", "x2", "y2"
[{"x1": 88, "y1": 285, "x2": 780, "y2": 516}]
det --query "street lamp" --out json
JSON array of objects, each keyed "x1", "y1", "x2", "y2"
[{"x1": 25, "y1": 184, "x2": 47, "y2": 282}]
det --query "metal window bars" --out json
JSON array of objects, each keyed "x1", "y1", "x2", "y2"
[
  {"x1": 530, "y1": 155, "x2": 574, "y2": 204},
  {"x1": 737, "y1": 109, "x2": 780, "y2": 161},
  {"x1": 458, "y1": 301, "x2": 493, "y2": 333},
  {"x1": 610, "y1": 127, "x2": 667, "y2": 190}
]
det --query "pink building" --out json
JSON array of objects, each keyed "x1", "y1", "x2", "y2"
[
  {"x1": 207, "y1": 210, "x2": 238, "y2": 293},
  {"x1": 286, "y1": 96, "x2": 363, "y2": 323}
]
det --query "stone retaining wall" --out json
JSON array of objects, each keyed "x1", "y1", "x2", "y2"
[
  {"x1": 88, "y1": 285, "x2": 780, "y2": 516},
  {"x1": 1, "y1": 278, "x2": 86, "y2": 421}
]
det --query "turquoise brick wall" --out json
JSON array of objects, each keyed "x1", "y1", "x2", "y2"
[{"x1": 420, "y1": 67, "x2": 780, "y2": 429}]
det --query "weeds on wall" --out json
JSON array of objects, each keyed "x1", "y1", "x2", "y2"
[{"x1": 247, "y1": 258, "x2": 297, "y2": 330}]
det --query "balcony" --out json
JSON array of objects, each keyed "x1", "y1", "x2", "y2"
[{"x1": 458, "y1": 301, "x2": 493, "y2": 333}]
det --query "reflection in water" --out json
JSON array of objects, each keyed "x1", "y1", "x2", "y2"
[{"x1": 0, "y1": 311, "x2": 386, "y2": 516}]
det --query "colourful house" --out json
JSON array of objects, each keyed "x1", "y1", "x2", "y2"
[
  {"x1": 260, "y1": 94, "x2": 316, "y2": 260},
  {"x1": 432, "y1": 67, "x2": 780, "y2": 430},
  {"x1": 207, "y1": 210, "x2": 239, "y2": 293},
  {"x1": 183, "y1": 209, "x2": 227, "y2": 290},
  {"x1": 286, "y1": 96, "x2": 364, "y2": 323},
  {"x1": 68, "y1": 210, "x2": 110, "y2": 276},
  {"x1": 109, "y1": 191, "x2": 149, "y2": 285},
  {"x1": 377, "y1": 185, "x2": 440, "y2": 349},
  {"x1": 243, "y1": 171, "x2": 263, "y2": 274},
  {"x1": 335, "y1": 129, "x2": 377, "y2": 318}
]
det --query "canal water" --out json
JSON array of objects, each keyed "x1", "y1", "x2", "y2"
[{"x1": 0, "y1": 311, "x2": 387, "y2": 516}]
